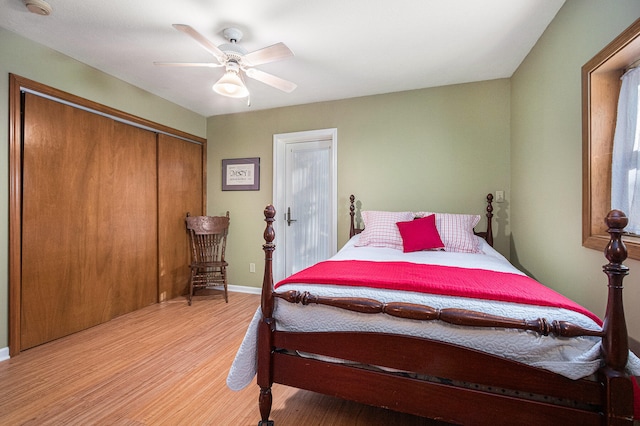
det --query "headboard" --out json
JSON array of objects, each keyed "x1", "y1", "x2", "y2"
[{"x1": 348, "y1": 193, "x2": 494, "y2": 247}]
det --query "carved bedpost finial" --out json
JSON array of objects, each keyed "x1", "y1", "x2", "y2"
[
  {"x1": 604, "y1": 210, "x2": 628, "y2": 267},
  {"x1": 485, "y1": 193, "x2": 494, "y2": 214},
  {"x1": 602, "y1": 209, "x2": 629, "y2": 372},
  {"x1": 263, "y1": 205, "x2": 276, "y2": 248}
]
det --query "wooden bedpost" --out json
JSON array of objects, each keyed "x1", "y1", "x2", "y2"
[
  {"x1": 600, "y1": 210, "x2": 634, "y2": 425},
  {"x1": 485, "y1": 193, "x2": 494, "y2": 247},
  {"x1": 473, "y1": 194, "x2": 494, "y2": 246},
  {"x1": 257, "y1": 205, "x2": 276, "y2": 426},
  {"x1": 349, "y1": 195, "x2": 356, "y2": 238}
]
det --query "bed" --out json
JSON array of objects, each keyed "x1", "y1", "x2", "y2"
[{"x1": 227, "y1": 194, "x2": 640, "y2": 425}]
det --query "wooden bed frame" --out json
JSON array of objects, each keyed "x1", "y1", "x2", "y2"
[{"x1": 256, "y1": 194, "x2": 635, "y2": 425}]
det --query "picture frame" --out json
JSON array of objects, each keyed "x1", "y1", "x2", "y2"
[{"x1": 222, "y1": 157, "x2": 260, "y2": 191}]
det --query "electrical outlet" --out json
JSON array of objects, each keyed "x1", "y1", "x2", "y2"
[
  {"x1": 250, "y1": 263, "x2": 256, "y2": 273},
  {"x1": 495, "y1": 190, "x2": 505, "y2": 203}
]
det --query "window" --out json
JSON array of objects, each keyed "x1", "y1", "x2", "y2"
[
  {"x1": 611, "y1": 66, "x2": 640, "y2": 235},
  {"x1": 582, "y1": 18, "x2": 640, "y2": 259}
]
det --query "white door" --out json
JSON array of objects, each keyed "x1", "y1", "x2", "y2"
[{"x1": 273, "y1": 129, "x2": 337, "y2": 282}]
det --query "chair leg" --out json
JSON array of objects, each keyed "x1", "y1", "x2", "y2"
[
  {"x1": 223, "y1": 269, "x2": 228, "y2": 303},
  {"x1": 188, "y1": 269, "x2": 195, "y2": 306}
]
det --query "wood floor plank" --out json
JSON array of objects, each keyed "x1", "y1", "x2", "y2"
[{"x1": 0, "y1": 291, "x2": 445, "y2": 425}]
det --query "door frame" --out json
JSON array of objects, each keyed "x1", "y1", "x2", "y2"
[{"x1": 272, "y1": 128, "x2": 338, "y2": 282}]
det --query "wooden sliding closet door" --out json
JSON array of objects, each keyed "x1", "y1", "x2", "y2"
[
  {"x1": 158, "y1": 133, "x2": 204, "y2": 301},
  {"x1": 21, "y1": 93, "x2": 157, "y2": 350}
]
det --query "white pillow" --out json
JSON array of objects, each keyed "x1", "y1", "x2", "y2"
[
  {"x1": 355, "y1": 210, "x2": 414, "y2": 250},
  {"x1": 415, "y1": 212, "x2": 482, "y2": 253}
]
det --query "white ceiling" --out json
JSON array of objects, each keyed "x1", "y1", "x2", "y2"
[{"x1": 0, "y1": 0, "x2": 565, "y2": 117}]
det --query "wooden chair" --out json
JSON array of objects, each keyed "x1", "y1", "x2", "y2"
[{"x1": 185, "y1": 212, "x2": 230, "y2": 305}]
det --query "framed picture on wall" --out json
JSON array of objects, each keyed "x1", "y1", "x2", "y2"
[{"x1": 222, "y1": 157, "x2": 260, "y2": 191}]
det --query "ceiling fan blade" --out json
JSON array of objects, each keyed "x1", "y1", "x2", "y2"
[
  {"x1": 243, "y1": 42, "x2": 294, "y2": 66},
  {"x1": 172, "y1": 24, "x2": 227, "y2": 63},
  {"x1": 245, "y1": 68, "x2": 297, "y2": 93},
  {"x1": 154, "y1": 61, "x2": 223, "y2": 67}
]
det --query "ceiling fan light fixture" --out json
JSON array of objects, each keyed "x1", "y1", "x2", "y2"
[
  {"x1": 161, "y1": 24, "x2": 295, "y2": 100},
  {"x1": 213, "y1": 70, "x2": 249, "y2": 99},
  {"x1": 22, "y1": 0, "x2": 52, "y2": 15}
]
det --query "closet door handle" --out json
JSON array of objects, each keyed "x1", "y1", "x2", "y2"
[{"x1": 286, "y1": 207, "x2": 297, "y2": 226}]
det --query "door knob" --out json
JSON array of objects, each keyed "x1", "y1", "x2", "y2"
[{"x1": 286, "y1": 207, "x2": 297, "y2": 226}]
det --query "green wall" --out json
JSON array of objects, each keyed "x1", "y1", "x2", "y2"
[
  {"x1": 207, "y1": 79, "x2": 511, "y2": 293},
  {"x1": 0, "y1": 28, "x2": 207, "y2": 350},
  {"x1": 511, "y1": 0, "x2": 640, "y2": 340}
]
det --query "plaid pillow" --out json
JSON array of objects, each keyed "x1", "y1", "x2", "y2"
[
  {"x1": 355, "y1": 210, "x2": 414, "y2": 250},
  {"x1": 415, "y1": 212, "x2": 482, "y2": 253}
]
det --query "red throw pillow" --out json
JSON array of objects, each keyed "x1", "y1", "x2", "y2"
[{"x1": 396, "y1": 214, "x2": 445, "y2": 253}]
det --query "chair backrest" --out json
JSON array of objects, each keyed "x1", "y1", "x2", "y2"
[{"x1": 186, "y1": 213, "x2": 230, "y2": 264}]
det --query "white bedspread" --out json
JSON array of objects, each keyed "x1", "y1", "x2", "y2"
[{"x1": 227, "y1": 236, "x2": 640, "y2": 390}]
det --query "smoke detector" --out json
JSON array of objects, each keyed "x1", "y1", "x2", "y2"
[{"x1": 23, "y1": 0, "x2": 52, "y2": 16}]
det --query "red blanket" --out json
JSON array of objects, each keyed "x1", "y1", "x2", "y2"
[{"x1": 276, "y1": 260, "x2": 602, "y2": 325}]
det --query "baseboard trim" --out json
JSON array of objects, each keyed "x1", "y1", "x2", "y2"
[
  {"x1": 229, "y1": 285, "x2": 261, "y2": 295},
  {"x1": 0, "y1": 347, "x2": 9, "y2": 362},
  {"x1": 198, "y1": 284, "x2": 261, "y2": 295}
]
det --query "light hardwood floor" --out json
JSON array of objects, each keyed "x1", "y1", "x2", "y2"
[{"x1": 0, "y1": 291, "x2": 445, "y2": 425}]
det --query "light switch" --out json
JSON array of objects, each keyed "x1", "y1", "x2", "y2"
[{"x1": 496, "y1": 191, "x2": 505, "y2": 203}]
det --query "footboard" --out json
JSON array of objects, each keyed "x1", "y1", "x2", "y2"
[
  {"x1": 270, "y1": 332, "x2": 603, "y2": 425},
  {"x1": 257, "y1": 203, "x2": 635, "y2": 425}
]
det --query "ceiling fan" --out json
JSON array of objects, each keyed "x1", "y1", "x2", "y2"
[{"x1": 155, "y1": 24, "x2": 297, "y2": 101}]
